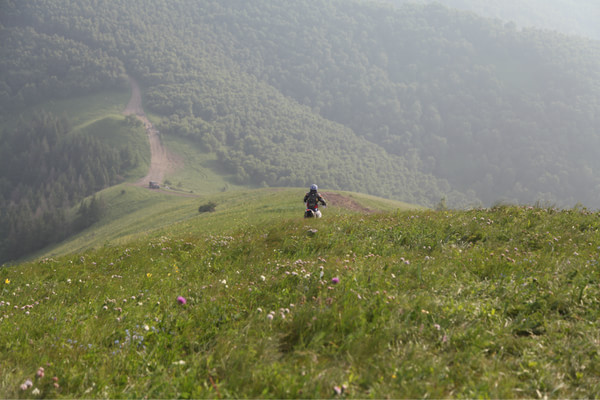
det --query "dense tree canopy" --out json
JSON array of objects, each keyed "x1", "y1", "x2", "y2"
[
  {"x1": 2, "y1": 0, "x2": 600, "y2": 214},
  {"x1": 0, "y1": 112, "x2": 140, "y2": 263}
]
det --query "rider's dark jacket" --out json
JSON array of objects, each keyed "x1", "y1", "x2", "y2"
[{"x1": 304, "y1": 190, "x2": 326, "y2": 209}]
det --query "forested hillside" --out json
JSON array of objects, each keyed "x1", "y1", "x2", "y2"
[
  {"x1": 2, "y1": 0, "x2": 600, "y2": 211},
  {"x1": 0, "y1": 111, "x2": 145, "y2": 263},
  {"x1": 388, "y1": 0, "x2": 600, "y2": 40}
]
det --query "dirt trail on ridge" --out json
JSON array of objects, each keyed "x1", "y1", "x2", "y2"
[
  {"x1": 321, "y1": 192, "x2": 376, "y2": 214},
  {"x1": 124, "y1": 76, "x2": 180, "y2": 187}
]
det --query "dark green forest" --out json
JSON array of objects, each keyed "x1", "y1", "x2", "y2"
[
  {"x1": 0, "y1": 112, "x2": 141, "y2": 262},
  {"x1": 2, "y1": 0, "x2": 600, "y2": 261}
]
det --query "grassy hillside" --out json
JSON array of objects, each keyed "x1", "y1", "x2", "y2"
[
  {"x1": 38, "y1": 186, "x2": 419, "y2": 260},
  {"x1": 0, "y1": 90, "x2": 130, "y2": 131},
  {"x1": 73, "y1": 115, "x2": 151, "y2": 181},
  {"x1": 0, "y1": 88, "x2": 158, "y2": 264},
  {"x1": 2, "y1": 200, "x2": 600, "y2": 398},
  {"x1": 156, "y1": 135, "x2": 246, "y2": 195}
]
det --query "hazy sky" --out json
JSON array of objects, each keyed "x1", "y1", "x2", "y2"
[{"x1": 385, "y1": 0, "x2": 600, "y2": 40}]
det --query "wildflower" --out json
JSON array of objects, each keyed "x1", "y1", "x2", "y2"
[
  {"x1": 267, "y1": 313, "x2": 274, "y2": 320},
  {"x1": 260, "y1": 275, "x2": 266, "y2": 281},
  {"x1": 331, "y1": 277, "x2": 340, "y2": 284},
  {"x1": 36, "y1": 367, "x2": 45, "y2": 378},
  {"x1": 4, "y1": 279, "x2": 9, "y2": 284},
  {"x1": 32, "y1": 388, "x2": 40, "y2": 395},
  {"x1": 146, "y1": 273, "x2": 152, "y2": 278},
  {"x1": 176, "y1": 296, "x2": 187, "y2": 305}
]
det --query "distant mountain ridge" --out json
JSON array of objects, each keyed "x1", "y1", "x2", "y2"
[{"x1": 387, "y1": 0, "x2": 600, "y2": 40}]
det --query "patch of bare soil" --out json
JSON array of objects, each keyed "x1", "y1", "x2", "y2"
[
  {"x1": 123, "y1": 76, "x2": 182, "y2": 187},
  {"x1": 321, "y1": 192, "x2": 376, "y2": 214}
]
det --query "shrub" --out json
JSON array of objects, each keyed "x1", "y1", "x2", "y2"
[{"x1": 198, "y1": 201, "x2": 217, "y2": 213}]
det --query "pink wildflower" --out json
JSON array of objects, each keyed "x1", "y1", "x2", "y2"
[
  {"x1": 176, "y1": 296, "x2": 187, "y2": 305},
  {"x1": 331, "y1": 277, "x2": 340, "y2": 284}
]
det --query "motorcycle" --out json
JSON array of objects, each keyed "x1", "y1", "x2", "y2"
[{"x1": 304, "y1": 204, "x2": 324, "y2": 218}]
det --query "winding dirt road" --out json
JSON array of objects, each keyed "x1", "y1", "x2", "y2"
[
  {"x1": 123, "y1": 76, "x2": 179, "y2": 187},
  {"x1": 123, "y1": 76, "x2": 379, "y2": 211}
]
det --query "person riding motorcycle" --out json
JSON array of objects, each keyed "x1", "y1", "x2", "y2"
[{"x1": 303, "y1": 184, "x2": 327, "y2": 218}]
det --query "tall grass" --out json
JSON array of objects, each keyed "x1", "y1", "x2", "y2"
[{"x1": 2, "y1": 204, "x2": 600, "y2": 397}]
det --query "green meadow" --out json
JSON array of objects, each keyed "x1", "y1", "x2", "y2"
[{"x1": 3, "y1": 200, "x2": 600, "y2": 398}]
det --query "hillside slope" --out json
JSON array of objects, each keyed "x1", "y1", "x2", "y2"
[
  {"x1": 38, "y1": 186, "x2": 422, "y2": 260},
  {"x1": 0, "y1": 91, "x2": 150, "y2": 264},
  {"x1": 123, "y1": 76, "x2": 179, "y2": 187},
  {"x1": 3, "y1": 0, "x2": 600, "y2": 208},
  {"x1": 2, "y1": 204, "x2": 600, "y2": 397}
]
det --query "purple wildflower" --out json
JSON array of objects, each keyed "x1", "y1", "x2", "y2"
[{"x1": 176, "y1": 296, "x2": 187, "y2": 305}]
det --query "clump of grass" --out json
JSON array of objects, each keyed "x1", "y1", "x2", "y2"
[
  {"x1": 2, "y1": 205, "x2": 600, "y2": 397},
  {"x1": 198, "y1": 201, "x2": 217, "y2": 213}
]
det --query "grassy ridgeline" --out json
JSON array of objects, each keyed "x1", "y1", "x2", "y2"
[
  {"x1": 39, "y1": 186, "x2": 416, "y2": 260},
  {"x1": 2, "y1": 204, "x2": 600, "y2": 397}
]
